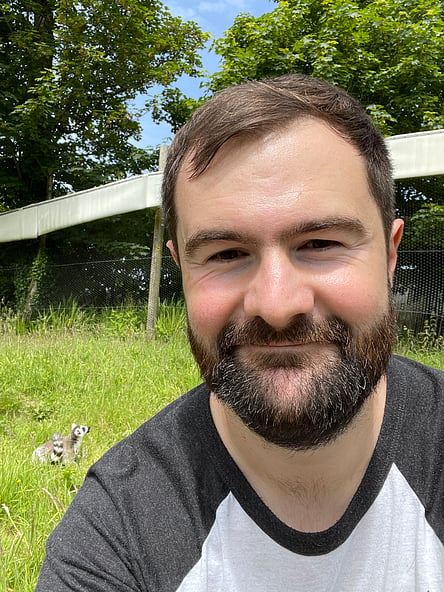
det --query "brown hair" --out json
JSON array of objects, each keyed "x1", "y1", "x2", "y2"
[{"x1": 162, "y1": 74, "x2": 395, "y2": 248}]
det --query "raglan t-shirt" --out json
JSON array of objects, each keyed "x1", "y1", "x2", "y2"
[{"x1": 35, "y1": 355, "x2": 444, "y2": 591}]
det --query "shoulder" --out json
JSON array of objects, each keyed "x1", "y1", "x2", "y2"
[
  {"x1": 388, "y1": 354, "x2": 444, "y2": 393},
  {"x1": 387, "y1": 354, "x2": 444, "y2": 433},
  {"x1": 387, "y1": 355, "x2": 444, "y2": 541},
  {"x1": 92, "y1": 382, "x2": 212, "y2": 479},
  {"x1": 83, "y1": 382, "x2": 230, "y2": 532},
  {"x1": 389, "y1": 353, "x2": 444, "y2": 378}
]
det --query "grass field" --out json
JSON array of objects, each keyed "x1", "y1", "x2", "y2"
[
  {"x1": 0, "y1": 306, "x2": 443, "y2": 591},
  {"x1": 0, "y1": 304, "x2": 201, "y2": 592}
]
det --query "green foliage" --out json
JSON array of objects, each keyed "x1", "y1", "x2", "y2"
[
  {"x1": 0, "y1": 299, "x2": 16, "y2": 333},
  {"x1": 155, "y1": 299, "x2": 187, "y2": 339},
  {"x1": 13, "y1": 244, "x2": 50, "y2": 316},
  {"x1": 0, "y1": 297, "x2": 189, "y2": 339},
  {"x1": 398, "y1": 316, "x2": 444, "y2": 353},
  {"x1": 12, "y1": 263, "x2": 33, "y2": 312},
  {"x1": 103, "y1": 306, "x2": 145, "y2": 338},
  {"x1": 403, "y1": 203, "x2": 444, "y2": 250},
  {"x1": 33, "y1": 300, "x2": 93, "y2": 332},
  {"x1": 208, "y1": 0, "x2": 443, "y2": 136},
  {"x1": 0, "y1": 0, "x2": 209, "y2": 209},
  {"x1": 147, "y1": 87, "x2": 207, "y2": 132}
]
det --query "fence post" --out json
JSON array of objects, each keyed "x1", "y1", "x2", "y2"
[{"x1": 146, "y1": 145, "x2": 168, "y2": 338}]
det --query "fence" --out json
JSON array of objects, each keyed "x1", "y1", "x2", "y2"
[
  {"x1": 0, "y1": 253, "x2": 182, "y2": 310},
  {"x1": 394, "y1": 250, "x2": 443, "y2": 336},
  {"x1": 391, "y1": 175, "x2": 443, "y2": 336},
  {"x1": 37, "y1": 255, "x2": 182, "y2": 308}
]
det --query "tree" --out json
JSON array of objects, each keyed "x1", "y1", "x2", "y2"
[
  {"x1": 0, "y1": 0, "x2": 209, "y2": 210},
  {"x1": 208, "y1": 0, "x2": 443, "y2": 136},
  {"x1": 147, "y1": 87, "x2": 205, "y2": 133},
  {"x1": 0, "y1": 0, "x2": 208, "y2": 317}
]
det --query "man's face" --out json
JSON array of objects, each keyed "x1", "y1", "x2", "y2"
[{"x1": 168, "y1": 118, "x2": 404, "y2": 449}]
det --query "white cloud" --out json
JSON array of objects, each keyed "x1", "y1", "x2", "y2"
[
  {"x1": 164, "y1": 0, "x2": 271, "y2": 38},
  {"x1": 198, "y1": 2, "x2": 226, "y2": 14},
  {"x1": 198, "y1": 0, "x2": 249, "y2": 14},
  {"x1": 226, "y1": 0, "x2": 248, "y2": 9},
  {"x1": 166, "y1": 1, "x2": 198, "y2": 20}
]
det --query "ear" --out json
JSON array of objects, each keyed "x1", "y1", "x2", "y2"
[
  {"x1": 72, "y1": 423, "x2": 76, "y2": 430},
  {"x1": 388, "y1": 218, "x2": 404, "y2": 282},
  {"x1": 167, "y1": 239, "x2": 180, "y2": 268}
]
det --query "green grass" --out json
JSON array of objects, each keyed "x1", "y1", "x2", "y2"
[
  {"x1": 395, "y1": 345, "x2": 444, "y2": 370},
  {"x1": 0, "y1": 305, "x2": 442, "y2": 591},
  {"x1": 0, "y1": 320, "x2": 200, "y2": 591}
]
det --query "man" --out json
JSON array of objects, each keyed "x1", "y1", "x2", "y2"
[{"x1": 35, "y1": 74, "x2": 444, "y2": 591}]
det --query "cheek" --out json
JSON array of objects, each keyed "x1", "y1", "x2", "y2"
[
  {"x1": 320, "y1": 268, "x2": 390, "y2": 324},
  {"x1": 184, "y1": 283, "x2": 240, "y2": 340}
]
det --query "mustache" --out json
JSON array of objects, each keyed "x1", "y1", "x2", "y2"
[{"x1": 216, "y1": 315, "x2": 352, "y2": 354}]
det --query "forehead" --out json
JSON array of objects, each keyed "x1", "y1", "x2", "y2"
[
  {"x1": 178, "y1": 116, "x2": 362, "y2": 178},
  {"x1": 174, "y1": 119, "x2": 378, "y2": 242}
]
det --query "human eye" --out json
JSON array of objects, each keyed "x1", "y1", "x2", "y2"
[
  {"x1": 299, "y1": 239, "x2": 343, "y2": 251},
  {"x1": 208, "y1": 248, "x2": 249, "y2": 262}
]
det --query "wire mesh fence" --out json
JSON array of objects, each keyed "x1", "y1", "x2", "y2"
[
  {"x1": 1, "y1": 248, "x2": 442, "y2": 337},
  {"x1": 393, "y1": 250, "x2": 443, "y2": 336},
  {"x1": 40, "y1": 256, "x2": 183, "y2": 309},
  {"x1": 0, "y1": 255, "x2": 182, "y2": 310},
  {"x1": 392, "y1": 175, "x2": 443, "y2": 337}
]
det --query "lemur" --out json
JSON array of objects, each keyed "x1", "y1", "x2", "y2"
[{"x1": 32, "y1": 424, "x2": 90, "y2": 464}]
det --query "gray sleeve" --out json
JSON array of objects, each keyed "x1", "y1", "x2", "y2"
[{"x1": 34, "y1": 474, "x2": 143, "y2": 592}]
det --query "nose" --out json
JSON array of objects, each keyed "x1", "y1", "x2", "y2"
[{"x1": 243, "y1": 250, "x2": 315, "y2": 329}]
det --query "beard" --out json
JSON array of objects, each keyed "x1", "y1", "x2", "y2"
[{"x1": 188, "y1": 296, "x2": 397, "y2": 451}]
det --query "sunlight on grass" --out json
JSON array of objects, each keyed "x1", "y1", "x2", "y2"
[
  {"x1": 0, "y1": 310, "x2": 201, "y2": 591},
  {"x1": 0, "y1": 304, "x2": 442, "y2": 591}
]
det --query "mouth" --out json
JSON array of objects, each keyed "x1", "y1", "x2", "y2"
[
  {"x1": 232, "y1": 341, "x2": 335, "y2": 360},
  {"x1": 243, "y1": 341, "x2": 331, "y2": 350},
  {"x1": 234, "y1": 341, "x2": 340, "y2": 361}
]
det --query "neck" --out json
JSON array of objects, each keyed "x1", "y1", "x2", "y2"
[{"x1": 210, "y1": 377, "x2": 387, "y2": 532}]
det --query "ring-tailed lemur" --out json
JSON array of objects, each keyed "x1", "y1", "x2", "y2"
[{"x1": 32, "y1": 423, "x2": 90, "y2": 464}]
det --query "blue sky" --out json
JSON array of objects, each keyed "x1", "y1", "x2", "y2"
[{"x1": 138, "y1": 0, "x2": 274, "y2": 147}]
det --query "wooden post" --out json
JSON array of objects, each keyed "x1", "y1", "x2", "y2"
[
  {"x1": 22, "y1": 172, "x2": 53, "y2": 322},
  {"x1": 146, "y1": 145, "x2": 168, "y2": 338}
]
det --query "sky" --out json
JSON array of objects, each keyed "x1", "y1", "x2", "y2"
[{"x1": 138, "y1": 0, "x2": 274, "y2": 148}]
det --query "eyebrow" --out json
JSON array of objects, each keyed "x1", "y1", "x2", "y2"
[
  {"x1": 183, "y1": 217, "x2": 369, "y2": 258},
  {"x1": 184, "y1": 230, "x2": 253, "y2": 258},
  {"x1": 280, "y1": 217, "x2": 369, "y2": 242}
]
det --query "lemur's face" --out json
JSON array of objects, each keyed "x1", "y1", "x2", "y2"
[{"x1": 73, "y1": 424, "x2": 90, "y2": 436}]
